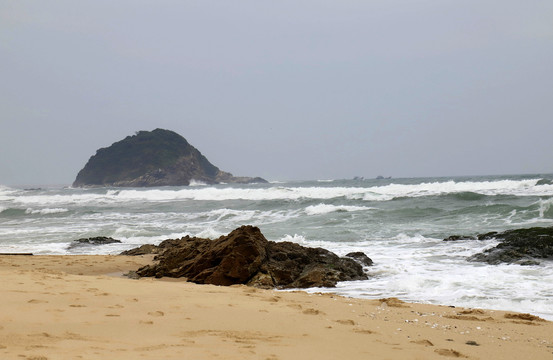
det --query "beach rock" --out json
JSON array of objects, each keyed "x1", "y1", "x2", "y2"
[
  {"x1": 129, "y1": 226, "x2": 369, "y2": 289},
  {"x1": 120, "y1": 238, "x2": 189, "y2": 256},
  {"x1": 68, "y1": 236, "x2": 121, "y2": 249},
  {"x1": 120, "y1": 244, "x2": 161, "y2": 256},
  {"x1": 443, "y1": 232, "x2": 498, "y2": 242},
  {"x1": 446, "y1": 227, "x2": 553, "y2": 265},
  {"x1": 444, "y1": 235, "x2": 477, "y2": 241},
  {"x1": 73, "y1": 128, "x2": 267, "y2": 187},
  {"x1": 345, "y1": 252, "x2": 374, "y2": 266}
]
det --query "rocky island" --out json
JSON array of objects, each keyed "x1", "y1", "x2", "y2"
[{"x1": 73, "y1": 128, "x2": 267, "y2": 187}]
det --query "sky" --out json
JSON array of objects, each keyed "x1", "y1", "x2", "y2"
[{"x1": 1, "y1": 0, "x2": 552, "y2": 186}]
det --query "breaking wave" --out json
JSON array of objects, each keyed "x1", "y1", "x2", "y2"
[
  {"x1": 304, "y1": 204, "x2": 374, "y2": 216},
  {"x1": 25, "y1": 208, "x2": 69, "y2": 215},
  {"x1": 9, "y1": 178, "x2": 552, "y2": 205}
]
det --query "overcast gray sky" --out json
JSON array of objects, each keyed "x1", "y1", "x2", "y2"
[{"x1": 1, "y1": 0, "x2": 552, "y2": 185}]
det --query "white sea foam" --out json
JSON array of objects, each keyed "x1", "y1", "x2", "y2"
[
  {"x1": 357, "y1": 178, "x2": 553, "y2": 201},
  {"x1": 0, "y1": 185, "x2": 18, "y2": 201},
  {"x1": 195, "y1": 227, "x2": 226, "y2": 239},
  {"x1": 297, "y1": 234, "x2": 553, "y2": 321},
  {"x1": 13, "y1": 192, "x2": 117, "y2": 205},
  {"x1": 11, "y1": 178, "x2": 552, "y2": 206},
  {"x1": 0, "y1": 184, "x2": 14, "y2": 193},
  {"x1": 25, "y1": 208, "x2": 69, "y2": 215},
  {"x1": 537, "y1": 198, "x2": 553, "y2": 218},
  {"x1": 113, "y1": 187, "x2": 365, "y2": 202},
  {"x1": 0, "y1": 242, "x2": 71, "y2": 255},
  {"x1": 203, "y1": 208, "x2": 257, "y2": 222},
  {"x1": 188, "y1": 208, "x2": 302, "y2": 228},
  {"x1": 189, "y1": 179, "x2": 208, "y2": 186},
  {"x1": 304, "y1": 203, "x2": 374, "y2": 216},
  {"x1": 279, "y1": 234, "x2": 309, "y2": 244}
]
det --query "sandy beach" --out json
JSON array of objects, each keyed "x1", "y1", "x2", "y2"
[{"x1": 1, "y1": 255, "x2": 552, "y2": 360}]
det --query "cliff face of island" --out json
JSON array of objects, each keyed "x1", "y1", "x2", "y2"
[{"x1": 73, "y1": 129, "x2": 267, "y2": 187}]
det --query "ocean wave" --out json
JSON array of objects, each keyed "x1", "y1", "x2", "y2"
[
  {"x1": 304, "y1": 203, "x2": 374, "y2": 216},
  {"x1": 366, "y1": 179, "x2": 553, "y2": 200},
  {"x1": 194, "y1": 227, "x2": 226, "y2": 239},
  {"x1": 537, "y1": 198, "x2": 553, "y2": 219},
  {"x1": 0, "y1": 207, "x2": 27, "y2": 216},
  {"x1": 13, "y1": 192, "x2": 117, "y2": 205},
  {"x1": 202, "y1": 208, "x2": 257, "y2": 222},
  {"x1": 25, "y1": 208, "x2": 69, "y2": 215},
  {"x1": 8, "y1": 178, "x2": 553, "y2": 205},
  {"x1": 11, "y1": 186, "x2": 370, "y2": 204},
  {"x1": 0, "y1": 184, "x2": 14, "y2": 192},
  {"x1": 447, "y1": 191, "x2": 487, "y2": 201},
  {"x1": 0, "y1": 185, "x2": 20, "y2": 200},
  {"x1": 278, "y1": 234, "x2": 308, "y2": 244},
  {"x1": 189, "y1": 179, "x2": 208, "y2": 186}
]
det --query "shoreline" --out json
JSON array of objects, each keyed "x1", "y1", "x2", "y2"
[{"x1": 1, "y1": 255, "x2": 552, "y2": 359}]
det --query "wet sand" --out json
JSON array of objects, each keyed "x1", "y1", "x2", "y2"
[{"x1": 1, "y1": 255, "x2": 552, "y2": 359}]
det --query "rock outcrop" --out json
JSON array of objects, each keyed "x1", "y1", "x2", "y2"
[
  {"x1": 68, "y1": 236, "x2": 121, "y2": 250},
  {"x1": 344, "y1": 251, "x2": 374, "y2": 267},
  {"x1": 444, "y1": 227, "x2": 553, "y2": 265},
  {"x1": 73, "y1": 128, "x2": 267, "y2": 187},
  {"x1": 123, "y1": 226, "x2": 370, "y2": 289}
]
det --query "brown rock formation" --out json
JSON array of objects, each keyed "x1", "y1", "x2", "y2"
[{"x1": 124, "y1": 226, "x2": 370, "y2": 289}]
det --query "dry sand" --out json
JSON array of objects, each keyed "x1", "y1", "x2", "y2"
[{"x1": 0, "y1": 255, "x2": 552, "y2": 360}]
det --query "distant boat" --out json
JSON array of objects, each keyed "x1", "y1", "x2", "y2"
[
  {"x1": 353, "y1": 176, "x2": 364, "y2": 181},
  {"x1": 375, "y1": 175, "x2": 392, "y2": 180}
]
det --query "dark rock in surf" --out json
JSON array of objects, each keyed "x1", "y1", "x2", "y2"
[
  {"x1": 445, "y1": 227, "x2": 553, "y2": 265},
  {"x1": 68, "y1": 236, "x2": 121, "y2": 249},
  {"x1": 444, "y1": 232, "x2": 499, "y2": 242},
  {"x1": 444, "y1": 235, "x2": 476, "y2": 241},
  {"x1": 536, "y1": 178, "x2": 553, "y2": 186},
  {"x1": 476, "y1": 231, "x2": 501, "y2": 241},
  {"x1": 345, "y1": 252, "x2": 374, "y2": 267},
  {"x1": 125, "y1": 226, "x2": 369, "y2": 289},
  {"x1": 73, "y1": 128, "x2": 267, "y2": 187}
]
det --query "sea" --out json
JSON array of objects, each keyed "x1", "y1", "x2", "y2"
[{"x1": 1, "y1": 174, "x2": 553, "y2": 320}]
